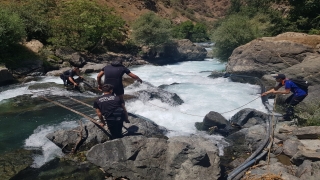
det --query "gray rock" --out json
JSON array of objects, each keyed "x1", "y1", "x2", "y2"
[
  {"x1": 230, "y1": 108, "x2": 268, "y2": 126},
  {"x1": 293, "y1": 126, "x2": 320, "y2": 139},
  {"x1": 141, "y1": 39, "x2": 207, "y2": 64},
  {"x1": 86, "y1": 136, "x2": 221, "y2": 180},
  {"x1": 226, "y1": 33, "x2": 317, "y2": 78},
  {"x1": 201, "y1": 111, "x2": 230, "y2": 130},
  {"x1": 291, "y1": 147, "x2": 320, "y2": 165},
  {"x1": 283, "y1": 139, "x2": 303, "y2": 157},
  {"x1": 46, "y1": 114, "x2": 167, "y2": 152}
]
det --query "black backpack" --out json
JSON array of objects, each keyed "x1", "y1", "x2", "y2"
[{"x1": 290, "y1": 79, "x2": 310, "y2": 91}]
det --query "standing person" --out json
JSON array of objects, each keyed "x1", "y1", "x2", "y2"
[
  {"x1": 261, "y1": 74, "x2": 308, "y2": 121},
  {"x1": 97, "y1": 58, "x2": 142, "y2": 101},
  {"x1": 60, "y1": 67, "x2": 83, "y2": 88},
  {"x1": 93, "y1": 84, "x2": 129, "y2": 139}
]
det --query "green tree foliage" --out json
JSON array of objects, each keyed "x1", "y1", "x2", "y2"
[
  {"x1": 288, "y1": 0, "x2": 320, "y2": 31},
  {"x1": 49, "y1": 0, "x2": 126, "y2": 51},
  {"x1": 11, "y1": 0, "x2": 57, "y2": 43},
  {"x1": 172, "y1": 21, "x2": 209, "y2": 42},
  {"x1": 0, "y1": 8, "x2": 26, "y2": 64},
  {"x1": 132, "y1": 12, "x2": 172, "y2": 47},
  {"x1": 0, "y1": 8, "x2": 26, "y2": 49},
  {"x1": 210, "y1": 15, "x2": 260, "y2": 61}
]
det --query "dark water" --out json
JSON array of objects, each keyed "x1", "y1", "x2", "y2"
[{"x1": 0, "y1": 104, "x2": 81, "y2": 154}]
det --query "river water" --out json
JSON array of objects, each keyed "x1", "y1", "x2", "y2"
[{"x1": 0, "y1": 57, "x2": 267, "y2": 169}]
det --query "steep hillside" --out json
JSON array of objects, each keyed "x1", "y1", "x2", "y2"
[{"x1": 98, "y1": 0, "x2": 231, "y2": 25}]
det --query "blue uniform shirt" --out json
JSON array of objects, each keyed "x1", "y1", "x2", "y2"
[{"x1": 284, "y1": 80, "x2": 308, "y2": 96}]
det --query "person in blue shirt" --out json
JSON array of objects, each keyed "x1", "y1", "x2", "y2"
[{"x1": 262, "y1": 74, "x2": 308, "y2": 121}]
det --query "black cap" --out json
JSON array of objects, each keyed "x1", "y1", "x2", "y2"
[{"x1": 272, "y1": 74, "x2": 286, "y2": 79}]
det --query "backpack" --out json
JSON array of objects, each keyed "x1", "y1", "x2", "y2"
[{"x1": 290, "y1": 79, "x2": 310, "y2": 91}]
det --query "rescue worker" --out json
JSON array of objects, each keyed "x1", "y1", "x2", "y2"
[
  {"x1": 60, "y1": 67, "x2": 83, "y2": 88},
  {"x1": 93, "y1": 84, "x2": 129, "y2": 139},
  {"x1": 97, "y1": 58, "x2": 142, "y2": 102},
  {"x1": 261, "y1": 74, "x2": 308, "y2": 121}
]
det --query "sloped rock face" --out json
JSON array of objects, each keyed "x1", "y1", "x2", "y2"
[
  {"x1": 226, "y1": 32, "x2": 320, "y2": 86},
  {"x1": 86, "y1": 136, "x2": 221, "y2": 180}
]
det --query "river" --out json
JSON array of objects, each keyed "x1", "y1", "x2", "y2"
[{"x1": 0, "y1": 57, "x2": 267, "y2": 169}]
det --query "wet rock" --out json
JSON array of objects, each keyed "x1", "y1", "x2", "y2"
[
  {"x1": 46, "y1": 113, "x2": 167, "y2": 152},
  {"x1": 10, "y1": 158, "x2": 104, "y2": 180},
  {"x1": 133, "y1": 82, "x2": 184, "y2": 106},
  {"x1": 0, "y1": 67, "x2": 16, "y2": 86},
  {"x1": 0, "y1": 149, "x2": 33, "y2": 180}
]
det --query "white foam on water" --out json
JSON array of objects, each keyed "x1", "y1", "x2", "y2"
[{"x1": 24, "y1": 121, "x2": 78, "y2": 168}]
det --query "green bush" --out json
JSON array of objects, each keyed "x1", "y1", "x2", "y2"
[
  {"x1": 172, "y1": 21, "x2": 209, "y2": 42},
  {"x1": 0, "y1": 8, "x2": 26, "y2": 65},
  {"x1": 48, "y1": 0, "x2": 126, "y2": 51},
  {"x1": 10, "y1": 0, "x2": 56, "y2": 43},
  {"x1": 296, "y1": 101, "x2": 320, "y2": 126},
  {"x1": 210, "y1": 15, "x2": 257, "y2": 61},
  {"x1": 0, "y1": 8, "x2": 26, "y2": 49},
  {"x1": 131, "y1": 12, "x2": 172, "y2": 47}
]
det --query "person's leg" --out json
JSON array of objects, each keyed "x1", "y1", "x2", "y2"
[
  {"x1": 60, "y1": 74, "x2": 67, "y2": 86},
  {"x1": 106, "y1": 121, "x2": 124, "y2": 139},
  {"x1": 283, "y1": 95, "x2": 306, "y2": 120}
]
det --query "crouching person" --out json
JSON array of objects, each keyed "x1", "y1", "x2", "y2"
[{"x1": 93, "y1": 84, "x2": 129, "y2": 139}]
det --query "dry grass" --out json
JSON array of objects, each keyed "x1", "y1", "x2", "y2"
[{"x1": 242, "y1": 173, "x2": 284, "y2": 180}]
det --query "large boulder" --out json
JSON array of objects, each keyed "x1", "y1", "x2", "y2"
[
  {"x1": 0, "y1": 67, "x2": 15, "y2": 86},
  {"x1": 46, "y1": 114, "x2": 167, "y2": 152},
  {"x1": 226, "y1": 32, "x2": 320, "y2": 84},
  {"x1": 86, "y1": 135, "x2": 221, "y2": 180},
  {"x1": 142, "y1": 39, "x2": 207, "y2": 64},
  {"x1": 55, "y1": 47, "x2": 87, "y2": 67}
]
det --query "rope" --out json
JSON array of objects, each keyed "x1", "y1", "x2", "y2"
[
  {"x1": 145, "y1": 96, "x2": 261, "y2": 117},
  {"x1": 39, "y1": 96, "x2": 99, "y2": 125}
]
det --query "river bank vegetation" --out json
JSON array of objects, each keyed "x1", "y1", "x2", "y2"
[{"x1": 1, "y1": 0, "x2": 319, "y2": 65}]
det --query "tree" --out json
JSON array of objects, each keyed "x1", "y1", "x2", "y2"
[
  {"x1": 288, "y1": 0, "x2": 320, "y2": 31},
  {"x1": 0, "y1": 8, "x2": 26, "y2": 64},
  {"x1": 131, "y1": 12, "x2": 172, "y2": 47},
  {"x1": 210, "y1": 15, "x2": 257, "y2": 61},
  {"x1": 172, "y1": 21, "x2": 194, "y2": 40},
  {"x1": 11, "y1": 0, "x2": 57, "y2": 43},
  {"x1": 0, "y1": 8, "x2": 26, "y2": 49},
  {"x1": 49, "y1": 0, "x2": 126, "y2": 51}
]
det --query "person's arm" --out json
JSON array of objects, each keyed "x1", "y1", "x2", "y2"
[
  {"x1": 95, "y1": 108, "x2": 106, "y2": 127},
  {"x1": 76, "y1": 71, "x2": 83, "y2": 79},
  {"x1": 261, "y1": 84, "x2": 289, "y2": 96},
  {"x1": 128, "y1": 72, "x2": 142, "y2": 83},
  {"x1": 68, "y1": 77, "x2": 78, "y2": 86},
  {"x1": 97, "y1": 71, "x2": 104, "y2": 91}
]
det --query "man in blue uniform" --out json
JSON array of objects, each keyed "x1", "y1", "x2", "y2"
[
  {"x1": 93, "y1": 84, "x2": 129, "y2": 139},
  {"x1": 262, "y1": 74, "x2": 308, "y2": 121}
]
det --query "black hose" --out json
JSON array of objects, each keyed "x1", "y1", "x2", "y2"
[{"x1": 224, "y1": 73, "x2": 273, "y2": 180}]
